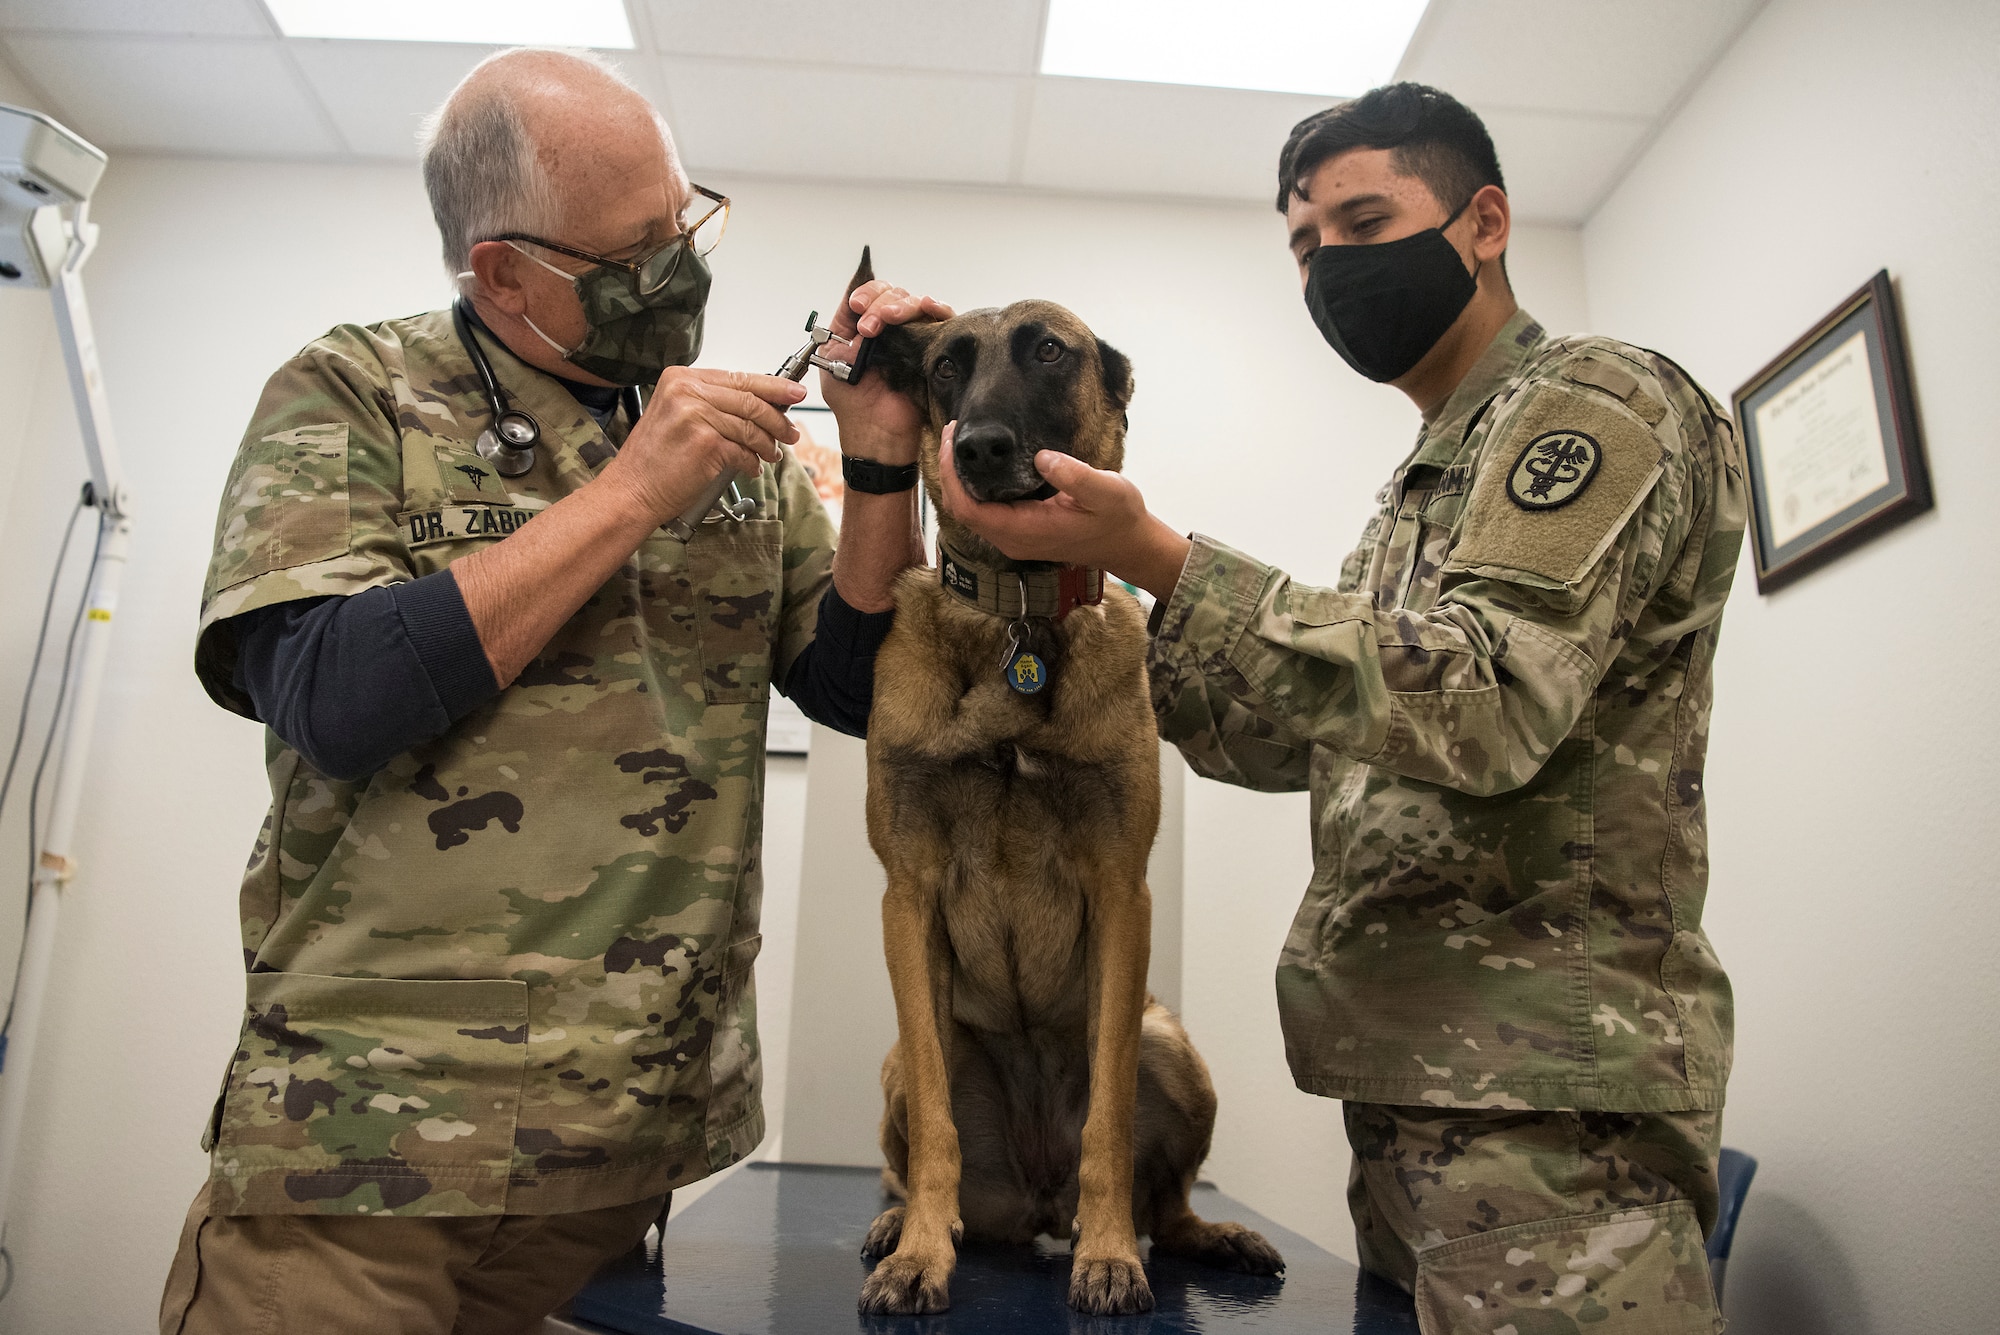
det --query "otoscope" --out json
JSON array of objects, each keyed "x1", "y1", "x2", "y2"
[{"x1": 663, "y1": 253, "x2": 875, "y2": 543}]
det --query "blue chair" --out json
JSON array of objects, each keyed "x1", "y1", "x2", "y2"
[{"x1": 1706, "y1": 1147, "x2": 1758, "y2": 1304}]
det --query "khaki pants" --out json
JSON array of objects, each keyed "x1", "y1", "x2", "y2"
[
  {"x1": 158, "y1": 1182, "x2": 668, "y2": 1335},
  {"x1": 1345, "y1": 1104, "x2": 1725, "y2": 1335}
]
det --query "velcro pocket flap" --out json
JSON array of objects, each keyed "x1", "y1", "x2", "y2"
[{"x1": 1446, "y1": 385, "x2": 1666, "y2": 593}]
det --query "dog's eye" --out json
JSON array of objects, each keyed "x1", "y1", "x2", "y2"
[
  {"x1": 1036, "y1": 338, "x2": 1064, "y2": 364},
  {"x1": 932, "y1": 357, "x2": 958, "y2": 381}
]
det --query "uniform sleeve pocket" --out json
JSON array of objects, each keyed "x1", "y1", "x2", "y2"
[
  {"x1": 689, "y1": 521, "x2": 784, "y2": 705},
  {"x1": 1445, "y1": 385, "x2": 1665, "y2": 593},
  {"x1": 204, "y1": 424, "x2": 353, "y2": 601},
  {"x1": 209, "y1": 973, "x2": 528, "y2": 1215}
]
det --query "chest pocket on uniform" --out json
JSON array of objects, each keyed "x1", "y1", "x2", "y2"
[{"x1": 687, "y1": 519, "x2": 784, "y2": 705}]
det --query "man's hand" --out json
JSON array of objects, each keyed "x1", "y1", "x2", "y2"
[
  {"x1": 938, "y1": 424, "x2": 1193, "y2": 604},
  {"x1": 819, "y1": 279, "x2": 954, "y2": 464},
  {"x1": 600, "y1": 366, "x2": 805, "y2": 522}
]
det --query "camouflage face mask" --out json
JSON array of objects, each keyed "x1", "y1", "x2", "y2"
[{"x1": 512, "y1": 239, "x2": 712, "y2": 386}]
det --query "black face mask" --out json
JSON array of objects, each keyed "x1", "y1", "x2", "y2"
[{"x1": 1303, "y1": 199, "x2": 1478, "y2": 383}]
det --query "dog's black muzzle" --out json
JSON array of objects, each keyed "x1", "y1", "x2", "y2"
[{"x1": 953, "y1": 419, "x2": 1057, "y2": 503}]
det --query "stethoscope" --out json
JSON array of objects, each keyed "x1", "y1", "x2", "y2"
[{"x1": 452, "y1": 299, "x2": 641, "y2": 479}]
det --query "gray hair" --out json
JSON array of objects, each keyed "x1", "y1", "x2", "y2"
[{"x1": 418, "y1": 48, "x2": 641, "y2": 285}]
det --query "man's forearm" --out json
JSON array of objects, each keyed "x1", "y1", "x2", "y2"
[
  {"x1": 451, "y1": 472, "x2": 660, "y2": 687},
  {"x1": 831, "y1": 487, "x2": 925, "y2": 613}
]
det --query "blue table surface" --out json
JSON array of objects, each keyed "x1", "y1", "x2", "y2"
[{"x1": 571, "y1": 1162, "x2": 1420, "y2": 1335}]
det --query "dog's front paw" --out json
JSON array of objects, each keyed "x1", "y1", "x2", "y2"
[
  {"x1": 860, "y1": 1206, "x2": 904, "y2": 1260},
  {"x1": 1068, "y1": 1254, "x2": 1154, "y2": 1315},
  {"x1": 859, "y1": 1250, "x2": 954, "y2": 1315}
]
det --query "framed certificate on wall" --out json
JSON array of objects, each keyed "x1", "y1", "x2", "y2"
[{"x1": 1732, "y1": 270, "x2": 1931, "y2": 593}]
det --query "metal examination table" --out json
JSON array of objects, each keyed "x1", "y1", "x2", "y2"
[{"x1": 561, "y1": 1162, "x2": 1421, "y2": 1334}]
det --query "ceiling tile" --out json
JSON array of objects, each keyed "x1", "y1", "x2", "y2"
[
  {"x1": 0, "y1": 0, "x2": 270, "y2": 38},
  {"x1": 4, "y1": 34, "x2": 341, "y2": 156},
  {"x1": 1401, "y1": 0, "x2": 1764, "y2": 118},
  {"x1": 1020, "y1": 77, "x2": 1332, "y2": 203},
  {"x1": 639, "y1": 0, "x2": 1044, "y2": 76},
  {"x1": 1473, "y1": 105, "x2": 1649, "y2": 224},
  {"x1": 659, "y1": 58, "x2": 1020, "y2": 185},
  {"x1": 288, "y1": 39, "x2": 499, "y2": 159}
]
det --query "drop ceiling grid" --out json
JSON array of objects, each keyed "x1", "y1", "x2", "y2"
[{"x1": 0, "y1": 0, "x2": 1766, "y2": 224}]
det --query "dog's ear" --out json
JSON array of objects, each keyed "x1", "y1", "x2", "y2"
[
  {"x1": 1095, "y1": 338, "x2": 1133, "y2": 414},
  {"x1": 869, "y1": 319, "x2": 941, "y2": 407},
  {"x1": 840, "y1": 245, "x2": 937, "y2": 409},
  {"x1": 844, "y1": 245, "x2": 874, "y2": 302}
]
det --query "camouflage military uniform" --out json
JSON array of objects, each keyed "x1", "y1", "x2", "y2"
[
  {"x1": 1150, "y1": 311, "x2": 1746, "y2": 1331},
  {"x1": 191, "y1": 310, "x2": 833, "y2": 1219}
]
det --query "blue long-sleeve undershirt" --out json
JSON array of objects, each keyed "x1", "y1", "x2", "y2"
[{"x1": 228, "y1": 571, "x2": 891, "y2": 781}]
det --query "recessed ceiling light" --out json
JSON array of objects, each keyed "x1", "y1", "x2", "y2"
[
  {"x1": 264, "y1": 0, "x2": 635, "y2": 48},
  {"x1": 1040, "y1": 0, "x2": 1428, "y2": 98}
]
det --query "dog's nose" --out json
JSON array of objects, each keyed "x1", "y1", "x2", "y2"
[{"x1": 953, "y1": 422, "x2": 1018, "y2": 471}]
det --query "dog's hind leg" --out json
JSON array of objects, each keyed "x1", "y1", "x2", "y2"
[
  {"x1": 1132, "y1": 1004, "x2": 1285, "y2": 1276},
  {"x1": 859, "y1": 878, "x2": 963, "y2": 1315}
]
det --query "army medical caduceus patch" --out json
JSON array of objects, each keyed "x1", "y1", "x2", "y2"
[{"x1": 1506, "y1": 429, "x2": 1602, "y2": 510}]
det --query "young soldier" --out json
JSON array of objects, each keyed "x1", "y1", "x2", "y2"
[{"x1": 941, "y1": 83, "x2": 1744, "y2": 1334}]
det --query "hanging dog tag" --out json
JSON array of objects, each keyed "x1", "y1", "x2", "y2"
[
  {"x1": 999, "y1": 618, "x2": 1048, "y2": 695},
  {"x1": 1005, "y1": 648, "x2": 1048, "y2": 695}
]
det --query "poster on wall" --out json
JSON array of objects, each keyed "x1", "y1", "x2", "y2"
[{"x1": 1732, "y1": 269, "x2": 1931, "y2": 593}]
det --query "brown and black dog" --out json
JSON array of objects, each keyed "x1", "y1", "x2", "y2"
[{"x1": 855, "y1": 299, "x2": 1283, "y2": 1316}]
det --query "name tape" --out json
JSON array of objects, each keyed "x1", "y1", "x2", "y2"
[{"x1": 402, "y1": 504, "x2": 539, "y2": 550}]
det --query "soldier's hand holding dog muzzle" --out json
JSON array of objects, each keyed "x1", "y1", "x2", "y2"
[
  {"x1": 601, "y1": 366, "x2": 804, "y2": 524},
  {"x1": 938, "y1": 423, "x2": 1194, "y2": 603}
]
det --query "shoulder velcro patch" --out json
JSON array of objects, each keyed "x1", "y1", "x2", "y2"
[
  {"x1": 1562, "y1": 352, "x2": 1668, "y2": 425},
  {"x1": 1447, "y1": 384, "x2": 1666, "y2": 591}
]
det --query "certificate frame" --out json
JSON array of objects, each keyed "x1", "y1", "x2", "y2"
[{"x1": 1732, "y1": 269, "x2": 1931, "y2": 593}]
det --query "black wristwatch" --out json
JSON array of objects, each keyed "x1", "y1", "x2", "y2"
[{"x1": 842, "y1": 456, "x2": 920, "y2": 494}]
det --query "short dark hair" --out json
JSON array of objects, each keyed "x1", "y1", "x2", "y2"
[{"x1": 1275, "y1": 82, "x2": 1504, "y2": 217}]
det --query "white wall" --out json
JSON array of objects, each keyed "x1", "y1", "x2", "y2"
[
  {"x1": 1582, "y1": 2, "x2": 1999, "y2": 1331},
  {"x1": 4, "y1": 10, "x2": 1978, "y2": 1326},
  {"x1": 0, "y1": 155, "x2": 467, "y2": 1335},
  {"x1": 0, "y1": 132, "x2": 1585, "y2": 1329}
]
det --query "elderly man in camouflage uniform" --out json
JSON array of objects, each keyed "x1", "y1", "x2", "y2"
[
  {"x1": 942, "y1": 84, "x2": 1744, "y2": 1334},
  {"x1": 160, "y1": 50, "x2": 944, "y2": 1335}
]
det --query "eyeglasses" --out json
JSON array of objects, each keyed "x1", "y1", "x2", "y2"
[{"x1": 491, "y1": 184, "x2": 730, "y2": 295}]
